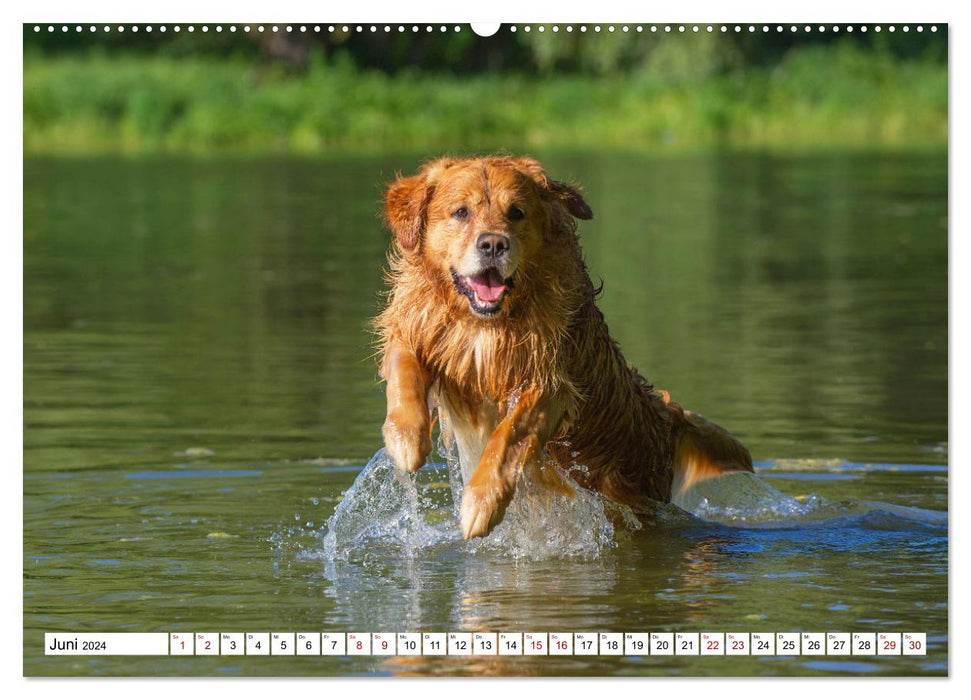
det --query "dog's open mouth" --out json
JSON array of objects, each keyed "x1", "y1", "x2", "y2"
[{"x1": 451, "y1": 268, "x2": 513, "y2": 316}]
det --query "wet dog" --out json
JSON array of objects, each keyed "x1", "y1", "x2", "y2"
[{"x1": 375, "y1": 155, "x2": 753, "y2": 539}]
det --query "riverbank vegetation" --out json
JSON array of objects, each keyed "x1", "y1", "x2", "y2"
[{"x1": 23, "y1": 28, "x2": 947, "y2": 154}]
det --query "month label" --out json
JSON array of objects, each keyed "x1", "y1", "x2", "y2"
[{"x1": 45, "y1": 633, "x2": 168, "y2": 656}]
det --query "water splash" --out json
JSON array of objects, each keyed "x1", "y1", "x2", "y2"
[
  {"x1": 319, "y1": 446, "x2": 622, "y2": 561},
  {"x1": 675, "y1": 469, "x2": 947, "y2": 532},
  {"x1": 318, "y1": 451, "x2": 946, "y2": 563},
  {"x1": 320, "y1": 450, "x2": 456, "y2": 560},
  {"x1": 461, "y1": 463, "x2": 620, "y2": 560},
  {"x1": 676, "y1": 470, "x2": 817, "y2": 522}
]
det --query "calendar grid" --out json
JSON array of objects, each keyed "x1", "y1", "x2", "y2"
[{"x1": 44, "y1": 632, "x2": 927, "y2": 657}]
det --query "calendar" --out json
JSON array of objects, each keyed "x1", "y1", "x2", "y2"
[
  {"x1": 44, "y1": 632, "x2": 928, "y2": 657},
  {"x1": 22, "y1": 15, "x2": 948, "y2": 682}
]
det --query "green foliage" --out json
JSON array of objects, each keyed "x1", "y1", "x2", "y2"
[{"x1": 23, "y1": 40, "x2": 947, "y2": 155}]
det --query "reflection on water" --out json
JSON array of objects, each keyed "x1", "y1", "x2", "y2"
[
  {"x1": 23, "y1": 152, "x2": 947, "y2": 676},
  {"x1": 24, "y1": 152, "x2": 947, "y2": 467}
]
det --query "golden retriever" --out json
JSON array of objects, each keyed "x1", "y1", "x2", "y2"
[{"x1": 375, "y1": 155, "x2": 753, "y2": 539}]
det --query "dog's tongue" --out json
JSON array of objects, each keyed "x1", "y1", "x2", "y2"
[{"x1": 468, "y1": 269, "x2": 506, "y2": 303}]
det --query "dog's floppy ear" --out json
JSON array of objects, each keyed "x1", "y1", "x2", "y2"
[
  {"x1": 547, "y1": 179, "x2": 594, "y2": 220},
  {"x1": 384, "y1": 173, "x2": 432, "y2": 252},
  {"x1": 512, "y1": 156, "x2": 594, "y2": 221}
]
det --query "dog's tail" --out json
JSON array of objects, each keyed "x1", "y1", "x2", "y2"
[{"x1": 669, "y1": 408, "x2": 753, "y2": 502}]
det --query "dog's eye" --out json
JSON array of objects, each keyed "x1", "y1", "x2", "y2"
[
  {"x1": 508, "y1": 206, "x2": 525, "y2": 221},
  {"x1": 452, "y1": 207, "x2": 470, "y2": 221}
]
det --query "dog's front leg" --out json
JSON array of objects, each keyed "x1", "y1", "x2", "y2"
[
  {"x1": 380, "y1": 340, "x2": 433, "y2": 474},
  {"x1": 459, "y1": 389, "x2": 546, "y2": 539}
]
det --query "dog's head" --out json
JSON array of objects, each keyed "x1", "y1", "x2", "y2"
[{"x1": 384, "y1": 156, "x2": 593, "y2": 318}]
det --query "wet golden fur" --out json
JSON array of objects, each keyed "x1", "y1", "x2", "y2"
[{"x1": 375, "y1": 155, "x2": 752, "y2": 538}]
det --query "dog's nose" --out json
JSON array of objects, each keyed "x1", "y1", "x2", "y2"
[{"x1": 476, "y1": 233, "x2": 510, "y2": 257}]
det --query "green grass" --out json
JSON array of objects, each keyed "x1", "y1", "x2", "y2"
[{"x1": 23, "y1": 43, "x2": 947, "y2": 155}]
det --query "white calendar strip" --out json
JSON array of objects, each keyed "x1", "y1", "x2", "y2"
[{"x1": 44, "y1": 632, "x2": 928, "y2": 657}]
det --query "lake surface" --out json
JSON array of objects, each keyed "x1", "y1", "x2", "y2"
[{"x1": 23, "y1": 152, "x2": 947, "y2": 676}]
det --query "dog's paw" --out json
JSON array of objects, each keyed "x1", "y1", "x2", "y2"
[
  {"x1": 459, "y1": 479, "x2": 512, "y2": 539},
  {"x1": 383, "y1": 412, "x2": 431, "y2": 474}
]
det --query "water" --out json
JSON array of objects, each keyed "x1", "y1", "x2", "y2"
[{"x1": 23, "y1": 152, "x2": 947, "y2": 676}]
